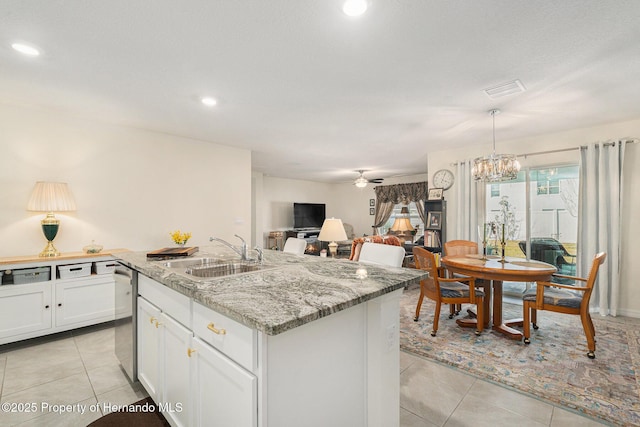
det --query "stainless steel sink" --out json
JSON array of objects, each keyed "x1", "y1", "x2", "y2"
[
  {"x1": 186, "y1": 261, "x2": 264, "y2": 278},
  {"x1": 162, "y1": 258, "x2": 221, "y2": 269},
  {"x1": 159, "y1": 257, "x2": 273, "y2": 280}
]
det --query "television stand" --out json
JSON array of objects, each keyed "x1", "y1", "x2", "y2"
[{"x1": 287, "y1": 229, "x2": 321, "y2": 239}]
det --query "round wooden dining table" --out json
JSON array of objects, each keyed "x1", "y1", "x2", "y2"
[{"x1": 441, "y1": 254, "x2": 557, "y2": 340}]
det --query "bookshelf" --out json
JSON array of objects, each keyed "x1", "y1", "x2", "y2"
[{"x1": 424, "y1": 199, "x2": 446, "y2": 253}]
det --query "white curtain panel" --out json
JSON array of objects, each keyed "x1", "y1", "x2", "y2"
[
  {"x1": 455, "y1": 160, "x2": 479, "y2": 242},
  {"x1": 578, "y1": 141, "x2": 626, "y2": 316}
]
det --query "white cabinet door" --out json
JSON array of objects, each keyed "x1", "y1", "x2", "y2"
[
  {"x1": 191, "y1": 336, "x2": 257, "y2": 427},
  {"x1": 137, "y1": 296, "x2": 162, "y2": 402},
  {"x1": 0, "y1": 283, "x2": 52, "y2": 343},
  {"x1": 55, "y1": 276, "x2": 115, "y2": 327},
  {"x1": 160, "y1": 312, "x2": 192, "y2": 427}
]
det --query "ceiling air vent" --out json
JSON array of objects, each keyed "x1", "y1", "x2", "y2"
[{"x1": 484, "y1": 79, "x2": 526, "y2": 99}]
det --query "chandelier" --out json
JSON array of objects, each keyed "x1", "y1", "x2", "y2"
[{"x1": 472, "y1": 109, "x2": 521, "y2": 182}]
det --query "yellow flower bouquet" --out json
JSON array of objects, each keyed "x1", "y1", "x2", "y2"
[{"x1": 170, "y1": 230, "x2": 192, "y2": 246}]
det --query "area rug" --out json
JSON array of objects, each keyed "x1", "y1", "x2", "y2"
[{"x1": 399, "y1": 285, "x2": 640, "y2": 426}]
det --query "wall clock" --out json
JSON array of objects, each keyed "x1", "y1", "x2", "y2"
[{"x1": 432, "y1": 169, "x2": 455, "y2": 190}]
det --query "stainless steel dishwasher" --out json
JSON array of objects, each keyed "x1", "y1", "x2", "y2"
[{"x1": 114, "y1": 262, "x2": 138, "y2": 382}]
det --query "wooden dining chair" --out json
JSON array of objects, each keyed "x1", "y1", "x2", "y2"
[
  {"x1": 522, "y1": 252, "x2": 606, "y2": 359},
  {"x1": 443, "y1": 240, "x2": 489, "y2": 320},
  {"x1": 413, "y1": 247, "x2": 484, "y2": 336}
]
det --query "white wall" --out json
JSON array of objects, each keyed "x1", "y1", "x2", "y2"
[
  {"x1": 0, "y1": 104, "x2": 252, "y2": 257},
  {"x1": 427, "y1": 118, "x2": 640, "y2": 317},
  {"x1": 257, "y1": 176, "x2": 335, "y2": 247},
  {"x1": 257, "y1": 173, "x2": 429, "y2": 247}
]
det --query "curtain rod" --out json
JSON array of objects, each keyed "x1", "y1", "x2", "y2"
[
  {"x1": 451, "y1": 138, "x2": 638, "y2": 165},
  {"x1": 523, "y1": 137, "x2": 638, "y2": 158}
]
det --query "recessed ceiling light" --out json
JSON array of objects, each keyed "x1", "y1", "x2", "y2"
[
  {"x1": 343, "y1": 0, "x2": 368, "y2": 17},
  {"x1": 11, "y1": 42, "x2": 40, "y2": 57},
  {"x1": 201, "y1": 97, "x2": 218, "y2": 107}
]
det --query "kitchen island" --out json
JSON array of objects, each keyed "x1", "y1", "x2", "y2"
[{"x1": 117, "y1": 244, "x2": 426, "y2": 427}]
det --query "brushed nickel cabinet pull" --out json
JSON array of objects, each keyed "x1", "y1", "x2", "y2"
[{"x1": 207, "y1": 322, "x2": 227, "y2": 335}]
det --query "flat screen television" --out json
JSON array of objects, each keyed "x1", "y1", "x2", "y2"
[{"x1": 293, "y1": 203, "x2": 326, "y2": 229}]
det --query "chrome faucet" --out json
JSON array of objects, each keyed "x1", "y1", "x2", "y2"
[
  {"x1": 254, "y1": 246, "x2": 263, "y2": 264},
  {"x1": 209, "y1": 235, "x2": 248, "y2": 260}
]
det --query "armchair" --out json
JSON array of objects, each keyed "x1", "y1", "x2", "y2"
[
  {"x1": 413, "y1": 247, "x2": 484, "y2": 337},
  {"x1": 522, "y1": 252, "x2": 606, "y2": 359},
  {"x1": 336, "y1": 222, "x2": 356, "y2": 256}
]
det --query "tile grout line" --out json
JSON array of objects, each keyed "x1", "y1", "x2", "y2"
[
  {"x1": 441, "y1": 376, "x2": 478, "y2": 427},
  {"x1": 0, "y1": 354, "x2": 6, "y2": 399},
  {"x1": 72, "y1": 329, "x2": 105, "y2": 417}
]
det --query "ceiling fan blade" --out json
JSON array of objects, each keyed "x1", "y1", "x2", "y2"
[{"x1": 368, "y1": 178, "x2": 384, "y2": 183}]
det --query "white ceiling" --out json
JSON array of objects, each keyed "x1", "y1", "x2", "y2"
[{"x1": 2, "y1": 1, "x2": 640, "y2": 183}]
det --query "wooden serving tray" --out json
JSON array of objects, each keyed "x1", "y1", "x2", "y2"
[{"x1": 146, "y1": 246, "x2": 199, "y2": 258}]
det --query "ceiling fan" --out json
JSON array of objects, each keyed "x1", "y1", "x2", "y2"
[{"x1": 354, "y1": 170, "x2": 383, "y2": 188}]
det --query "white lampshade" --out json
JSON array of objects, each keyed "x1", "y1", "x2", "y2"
[
  {"x1": 318, "y1": 218, "x2": 348, "y2": 242},
  {"x1": 318, "y1": 218, "x2": 348, "y2": 258},
  {"x1": 27, "y1": 182, "x2": 77, "y2": 212}
]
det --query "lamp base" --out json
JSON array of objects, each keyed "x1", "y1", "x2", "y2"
[
  {"x1": 39, "y1": 241, "x2": 60, "y2": 257},
  {"x1": 39, "y1": 214, "x2": 60, "y2": 257},
  {"x1": 328, "y1": 242, "x2": 338, "y2": 258}
]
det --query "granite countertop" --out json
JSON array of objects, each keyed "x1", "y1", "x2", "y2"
[{"x1": 116, "y1": 244, "x2": 427, "y2": 336}]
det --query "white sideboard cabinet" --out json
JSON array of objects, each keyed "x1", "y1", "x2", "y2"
[{"x1": 0, "y1": 251, "x2": 124, "y2": 345}]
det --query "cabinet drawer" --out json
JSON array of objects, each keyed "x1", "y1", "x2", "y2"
[
  {"x1": 138, "y1": 275, "x2": 191, "y2": 328},
  {"x1": 193, "y1": 302, "x2": 256, "y2": 372}
]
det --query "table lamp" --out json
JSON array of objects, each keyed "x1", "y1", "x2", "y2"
[
  {"x1": 27, "y1": 182, "x2": 77, "y2": 257},
  {"x1": 318, "y1": 218, "x2": 348, "y2": 258},
  {"x1": 390, "y1": 206, "x2": 414, "y2": 243}
]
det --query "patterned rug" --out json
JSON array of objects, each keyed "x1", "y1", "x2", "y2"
[{"x1": 399, "y1": 285, "x2": 640, "y2": 426}]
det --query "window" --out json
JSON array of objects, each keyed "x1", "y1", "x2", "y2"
[
  {"x1": 536, "y1": 178, "x2": 560, "y2": 195},
  {"x1": 379, "y1": 201, "x2": 424, "y2": 241},
  {"x1": 534, "y1": 169, "x2": 561, "y2": 195},
  {"x1": 485, "y1": 165, "x2": 579, "y2": 296}
]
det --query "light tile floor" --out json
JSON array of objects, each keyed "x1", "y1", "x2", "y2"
[
  {"x1": 0, "y1": 323, "x2": 147, "y2": 426},
  {"x1": 0, "y1": 323, "x2": 610, "y2": 427}
]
